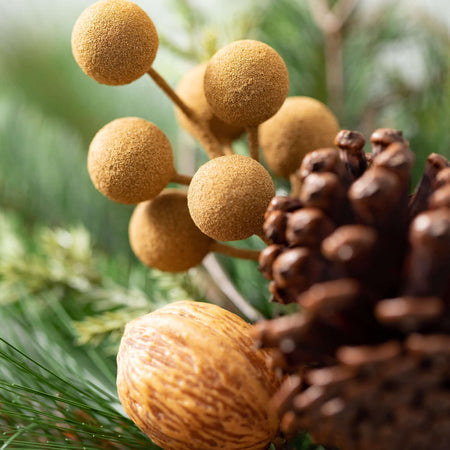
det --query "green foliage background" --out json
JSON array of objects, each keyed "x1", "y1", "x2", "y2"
[{"x1": 0, "y1": 0, "x2": 448, "y2": 447}]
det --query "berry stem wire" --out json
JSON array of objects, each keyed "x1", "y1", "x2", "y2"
[
  {"x1": 290, "y1": 173, "x2": 302, "y2": 197},
  {"x1": 210, "y1": 241, "x2": 261, "y2": 261},
  {"x1": 171, "y1": 172, "x2": 192, "y2": 185},
  {"x1": 246, "y1": 126, "x2": 259, "y2": 161},
  {"x1": 147, "y1": 67, "x2": 224, "y2": 159},
  {"x1": 222, "y1": 139, "x2": 234, "y2": 156}
]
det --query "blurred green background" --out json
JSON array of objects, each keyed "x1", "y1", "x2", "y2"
[{"x1": 0, "y1": 0, "x2": 448, "y2": 447}]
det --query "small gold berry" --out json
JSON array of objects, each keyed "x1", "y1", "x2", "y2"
[
  {"x1": 204, "y1": 40, "x2": 289, "y2": 127},
  {"x1": 128, "y1": 190, "x2": 213, "y2": 272},
  {"x1": 260, "y1": 96, "x2": 339, "y2": 178},
  {"x1": 117, "y1": 300, "x2": 280, "y2": 450},
  {"x1": 187, "y1": 155, "x2": 275, "y2": 241},
  {"x1": 175, "y1": 63, "x2": 244, "y2": 144},
  {"x1": 88, "y1": 117, "x2": 175, "y2": 204},
  {"x1": 71, "y1": 0, "x2": 158, "y2": 85}
]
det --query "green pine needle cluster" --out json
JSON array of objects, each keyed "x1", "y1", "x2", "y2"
[{"x1": 0, "y1": 324, "x2": 156, "y2": 449}]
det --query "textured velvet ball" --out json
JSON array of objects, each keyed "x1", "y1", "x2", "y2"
[
  {"x1": 117, "y1": 301, "x2": 280, "y2": 450},
  {"x1": 175, "y1": 63, "x2": 244, "y2": 144},
  {"x1": 204, "y1": 40, "x2": 289, "y2": 127},
  {"x1": 88, "y1": 117, "x2": 174, "y2": 204},
  {"x1": 72, "y1": 0, "x2": 158, "y2": 85},
  {"x1": 128, "y1": 190, "x2": 213, "y2": 272},
  {"x1": 260, "y1": 96, "x2": 339, "y2": 178},
  {"x1": 187, "y1": 155, "x2": 275, "y2": 241}
]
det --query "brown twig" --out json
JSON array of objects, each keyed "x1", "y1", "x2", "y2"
[
  {"x1": 246, "y1": 126, "x2": 260, "y2": 161},
  {"x1": 147, "y1": 67, "x2": 224, "y2": 159},
  {"x1": 308, "y1": 0, "x2": 359, "y2": 116},
  {"x1": 210, "y1": 241, "x2": 260, "y2": 261},
  {"x1": 170, "y1": 172, "x2": 192, "y2": 185}
]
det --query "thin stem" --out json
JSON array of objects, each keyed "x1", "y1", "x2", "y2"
[
  {"x1": 290, "y1": 172, "x2": 302, "y2": 197},
  {"x1": 147, "y1": 67, "x2": 224, "y2": 159},
  {"x1": 171, "y1": 172, "x2": 192, "y2": 185},
  {"x1": 0, "y1": 423, "x2": 37, "y2": 449},
  {"x1": 247, "y1": 126, "x2": 260, "y2": 161},
  {"x1": 210, "y1": 241, "x2": 260, "y2": 261},
  {"x1": 202, "y1": 254, "x2": 264, "y2": 322},
  {"x1": 222, "y1": 139, "x2": 234, "y2": 156},
  {"x1": 308, "y1": 0, "x2": 359, "y2": 117}
]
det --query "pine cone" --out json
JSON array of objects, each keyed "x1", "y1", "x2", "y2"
[{"x1": 253, "y1": 129, "x2": 450, "y2": 450}]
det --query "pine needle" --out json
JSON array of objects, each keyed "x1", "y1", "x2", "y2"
[{"x1": 0, "y1": 326, "x2": 159, "y2": 449}]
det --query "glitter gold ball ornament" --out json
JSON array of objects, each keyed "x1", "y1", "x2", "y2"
[
  {"x1": 129, "y1": 190, "x2": 213, "y2": 272},
  {"x1": 88, "y1": 117, "x2": 175, "y2": 204},
  {"x1": 204, "y1": 40, "x2": 290, "y2": 127},
  {"x1": 117, "y1": 300, "x2": 280, "y2": 450},
  {"x1": 71, "y1": 0, "x2": 158, "y2": 85},
  {"x1": 187, "y1": 155, "x2": 275, "y2": 241},
  {"x1": 175, "y1": 63, "x2": 244, "y2": 144},
  {"x1": 260, "y1": 96, "x2": 339, "y2": 178}
]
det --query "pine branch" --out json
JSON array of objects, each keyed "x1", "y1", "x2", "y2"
[{"x1": 0, "y1": 331, "x2": 158, "y2": 449}]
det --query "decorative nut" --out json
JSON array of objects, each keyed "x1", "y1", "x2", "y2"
[{"x1": 117, "y1": 301, "x2": 280, "y2": 450}]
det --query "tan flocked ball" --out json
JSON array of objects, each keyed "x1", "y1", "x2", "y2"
[
  {"x1": 260, "y1": 96, "x2": 339, "y2": 178},
  {"x1": 72, "y1": 0, "x2": 158, "y2": 85},
  {"x1": 129, "y1": 190, "x2": 213, "y2": 272},
  {"x1": 175, "y1": 63, "x2": 244, "y2": 144},
  {"x1": 204, "y1": 40, "x2": 290, "y2": 127},
  {"x1": 188, "y1": 155, "x2": 275, "y2": 241},
  {"x1": 88, "y1": 117, "x2": 175, "y2": 204}
]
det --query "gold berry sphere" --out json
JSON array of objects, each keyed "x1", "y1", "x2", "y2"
[
  {"x1": 175, "y1": 63, "x2": 244, "y2": 144},
  {"x1": 117, "y1": 300, "x2": 280, "y2": 450},
  {"x1": 260, "y1": 96, "x2": 339, "y2": 178},
  {"x1": 88, "y1": 117, "x2": 174, "y2": 204},
  {"x1": 187, "y1": 155, "x2": 275, "y2": 241},
  {"x1": 128, "y1": 190, "x2": 213, "y2": 272},
  {"x1": 71, "y1": 0, "x2": 158, "y2": 85},
  {"x1": 204, "y1": 40, "x2": 289, "y2": 127}
]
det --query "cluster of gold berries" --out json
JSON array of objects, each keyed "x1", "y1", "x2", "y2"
[{"x1": 72, "y1": 0, "x2": 339, "y2": 274}]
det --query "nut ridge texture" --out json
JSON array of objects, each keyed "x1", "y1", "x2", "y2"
[{"x1": 117, "y1": 300, "x2": 280, "y2": 450}]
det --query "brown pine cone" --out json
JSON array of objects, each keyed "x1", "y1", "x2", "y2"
[{"x1": 253, "y1": 128, "x2": 450, "y2": 450}]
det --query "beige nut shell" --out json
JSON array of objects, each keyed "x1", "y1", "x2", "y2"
[
  {"x1": 204, "y1": 40, "x2": 289, "y2": 127},
  {"x1": 117, "y1": 300, "x2": 280, "y2": 450},
  {"x1": 260, "y1": 96, "x2": 339, "y2": 178},
  {"x1": 129, "y1": 190, "x2": 213, "y2": 272},
  {"x1": 72, "y1": 0, "x2": 158, "y2": 85},
  {"x1": 175, "y1": 63, "x2": 244, "y2": 144},
  {"x1": 187, "y1": 155, "x2": 275, "y2": 241},
  {"x1": 88, "y1": 117, "x2": 174, "y2": 204}
]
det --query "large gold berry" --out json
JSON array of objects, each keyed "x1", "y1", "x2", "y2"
[
  {"x1": 117, "y1": 301, "x2": 280, "y2": 450},
  {"x1": 175, "y1": 63, "x2": 244, "y2": 144},
  {"x1": 204, "y1": 40, "x2": 289, "y2": 127},
  {"x1": 187, "y1": 155, "x2": 275, "y2": 241},
  {"x1": 129, "y1": 190, "x2": 213, "y2": 272},
  {"x1": 260, "y1": 96, "x2": 339, "y2": 178},
  {"x1": 72, "y1": 0, "x2": 158, "y2": 85}
]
